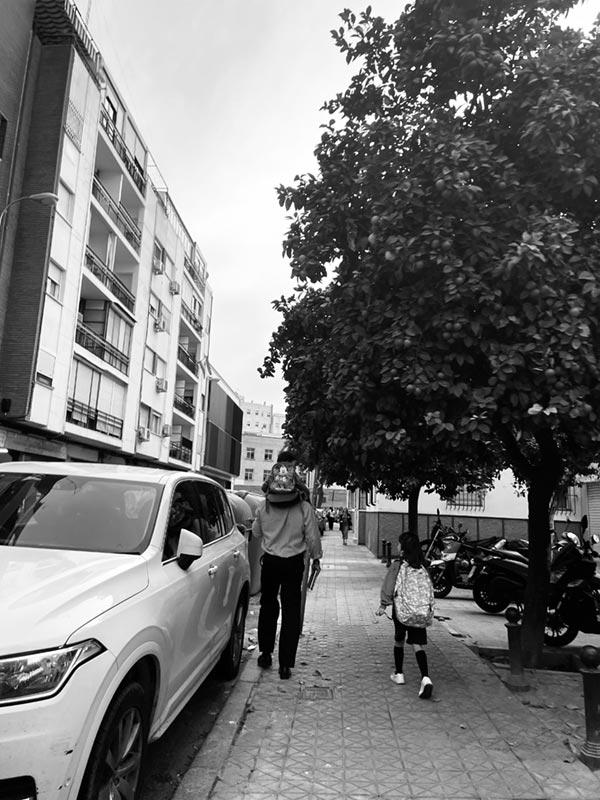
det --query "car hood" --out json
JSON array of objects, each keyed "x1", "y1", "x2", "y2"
[{"x1": 0, "y1": 546, "x2": 149, "y2": 654}]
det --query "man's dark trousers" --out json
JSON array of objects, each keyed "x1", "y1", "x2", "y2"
[{"x1": 258, "y1": 551, "x2": 306, "y2": 668}]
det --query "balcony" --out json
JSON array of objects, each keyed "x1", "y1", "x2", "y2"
[
  {"x1": 100, "y1": 109, "x2": 147, "y2": 195},
  {"x1": 181, "y1": 301, "x2": 203, "y2": 334},
  {"x1": 177, "y1": 344, "x2": 199, "y2": 376},
  {"x1": 174, "y1": 393, "x2": 196, "y2": 418},
  {"x1": 184, "y1": 254, "x2": 206, "y2": 291},
  {"x1": 92, "y1": 177, "x2": 141, "y2": 253},
  {"x1": 170, "y1": 437, "x2": 192, "y2": 463},
  {"x1": 66, "y1": 397, "x2": 123, "y2": 438},
  {"x1": 76, "y1": 322, "x2": 129, "y2": 375},
  {"x1": 84, "y1": 247, "x2": 135, "y2": 312}
]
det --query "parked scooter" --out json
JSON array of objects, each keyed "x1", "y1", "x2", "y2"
[
  {"x1": 544, "y1": 535, "x2": 600, "y2": 646},
  {"x1": 430, "y1": 534, "x2": 527, "y2": 599}
]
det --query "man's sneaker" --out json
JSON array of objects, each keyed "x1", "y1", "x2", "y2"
[
  {"x1": 419, "y1": 676, "x2": 433, "y2": 699},
  {"x1": 390, "y1": 672, "x2": 405, "y2": 685}
]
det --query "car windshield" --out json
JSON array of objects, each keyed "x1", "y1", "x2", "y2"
[{"x1": 0, "y1": 473, "x2": 161, "y2": 554}]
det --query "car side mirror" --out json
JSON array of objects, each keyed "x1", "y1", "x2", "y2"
[
  {"x1": 177, "y1": 528, "x2": 203, "y2": 570},
  {"x1": 236, "y1": 523, "x2": 246, "y2": 535}
]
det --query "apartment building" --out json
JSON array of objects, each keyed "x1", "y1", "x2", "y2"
[
  {"x1": 241, "y1": 398, "x2": 285, "y2": 435},
  {"x1": 0, "y1": 0, "x2": 216, "y2": 469}
]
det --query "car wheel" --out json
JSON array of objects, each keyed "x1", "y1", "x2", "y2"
[
  {"x1": 472, "y1": 577, "x2": 507, "y2": 614},
  {"x1": 218, "y1": 596, "x2": 247, "y2": 680},
  {"x1": 544, "y1": 608, "x2": 579, "y2": 648},
  {"x1": 78, "y1": 681, "x2": 149, "y2": 800},
  {"x1": 430, "y1": 565, "x2": 453, "y2": 598}
]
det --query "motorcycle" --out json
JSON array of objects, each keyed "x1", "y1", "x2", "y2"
[
  {"x1": 544, "y1": 536, "x2": 600, "y2": 647},
  {"x1": 473, "y1": 532, "x2": 599, "y2": 619},
  {"x1": 429, "y1": 534, "x2": 527, "y2": 599}
]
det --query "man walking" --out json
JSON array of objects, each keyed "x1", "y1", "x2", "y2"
[{"x1": 253, "y1": 450, "x2": 322, "y2": 679}]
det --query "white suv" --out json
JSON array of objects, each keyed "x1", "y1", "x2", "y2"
[{"x1": 0, "y1": 463, "x2": 250, "y2": 800}]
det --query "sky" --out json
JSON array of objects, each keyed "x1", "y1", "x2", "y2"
[{"x1": 76, "y1": 0, "x2": 598, "y2": 415}]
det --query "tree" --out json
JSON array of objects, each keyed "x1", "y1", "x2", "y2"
[{"x1": 266, "y1": 0, "x2": 600, "y2": 666}]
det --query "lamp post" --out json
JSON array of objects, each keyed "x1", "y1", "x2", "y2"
[{"x1": 0, "y1": 192, "x2": 59, "y2": 237}]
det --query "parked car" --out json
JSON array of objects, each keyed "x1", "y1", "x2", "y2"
[{"x1": 0, "y1": 462, "x2": 250, "y2": 800}]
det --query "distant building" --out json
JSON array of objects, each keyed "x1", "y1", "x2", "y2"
[{"x1": 240, "y1": 398, "x2": 285, "y2": 436}]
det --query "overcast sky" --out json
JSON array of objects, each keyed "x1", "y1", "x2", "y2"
[{"x1": 77, "y1": 0, "x2": 597, "y2": 414}]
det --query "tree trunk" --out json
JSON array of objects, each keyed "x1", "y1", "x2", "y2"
[
  {"x1": 520, "y1": 475, "x2": 556, "y2": 668},
  {"x1": 311, "y1": 465, "x2": 321, "y2": 507},
  {"x1": 407, "y1": 483, "x2": 422, "y2": 536}
]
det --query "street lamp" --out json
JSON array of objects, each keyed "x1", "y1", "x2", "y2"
[{"x1": 0, "y1": 191, "x2": 59, "y2": 234}]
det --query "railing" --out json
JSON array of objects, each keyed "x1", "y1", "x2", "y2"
[
  {"x1": 76, "y1": 322, "x2": 129, "y2": 375},
  {"x1": 84, "y1": 247, "x2": 135, "y2": 312},
  {"x1": 174, "y1": 393, "x2": 196, "y2": 418},
  {"x1": 100, "y1": 109, "x2": 147, "y2": 195},
  {"x1": 177, "y1": 345, "x2": 199, "y2": 375},
  {"x1": 66, "y1": 397, "x2": 123, "y2": 439},
  {"x1": 92, "y1": 177, "x2": 142, "y2": 253},
  {"x1": 184, "y1": 254, "x2": 206, "y2": 291},
  {"x1": 170, "y1": 440, "x2": 192, "y2": 463},
  {"x1": 181, "y1": 301, "x2": 203, "y2": 334}
]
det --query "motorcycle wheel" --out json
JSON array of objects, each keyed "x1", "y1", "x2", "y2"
[
  {"x1": 430, "y1": 565, "x2": 452, "y2": 599},
  {"x1": 544, "y1": 608, "x2": 578, "y2": 648},
  {"x1": 472, "y1": 577, "x2": 507, "y2": 614}
]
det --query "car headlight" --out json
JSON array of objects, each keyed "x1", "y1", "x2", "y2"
[{"x1": 0, "y1": 640, "x2": 105, "y2": 705}]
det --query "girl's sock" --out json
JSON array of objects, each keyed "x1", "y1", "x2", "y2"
[
  {"x1": 394, "y1": 645, "x2": 404, "y2": 674},
  {"x1": 415, "y1": 649, "x2": 429, "y2": 677}
]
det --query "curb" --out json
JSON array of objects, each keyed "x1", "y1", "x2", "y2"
[{"x1": 172, "y1": 655, "x2": 260, "y2": 800}]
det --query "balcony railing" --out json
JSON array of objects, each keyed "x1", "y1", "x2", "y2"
[
  {"x1": 92, "y1": 177, "x2": 141, "y2": 252},
  {"x1": 66, "y1": 397, "x2": 123, "y2": 439},
  {"x1": 85, "y1": 247, "x2": 135, "y2": 312},
  {"x1": 76, "y1": 322, "x2": 129, "y2": 375},
  {"x1": 184, "y1": 254, "x2": 206, "y2": 291},
  {"x1": 177, "y1": 344, "x2": 199, "y2": 375},
  {"x1": 100, "y1": 108, "x2": 147, "y2": 195},
  {"x1": 181, "y1": 301, "x2": 203, "y2": 334},
  {"x1": 170, "y1": 439, "x2": 192, "y2": 463},
  {"x1": 174, "y1": 393, "x2": 196, "y2": 418}
]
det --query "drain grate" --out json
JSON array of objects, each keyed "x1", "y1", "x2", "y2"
[{"x1": 300, "y1": 686, "x2": 335, "y2": 700}]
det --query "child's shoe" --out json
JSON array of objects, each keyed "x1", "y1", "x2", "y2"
[
  {"x1": 419, "y1": 676, "x2": 433, "y2": 698},
  {"x1": 390, "y1": 672, "x2": 405, "y2": 685}
]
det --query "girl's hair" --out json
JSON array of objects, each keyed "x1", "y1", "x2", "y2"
[{"x1": 399, "y1": 531, "x2": 424, "y2": 568}]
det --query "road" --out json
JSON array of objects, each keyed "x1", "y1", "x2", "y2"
[{"x1": 434, "y1": 587, "x2": 600, "y2": 652}]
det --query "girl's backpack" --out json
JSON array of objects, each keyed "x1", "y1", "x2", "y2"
[{"x1": 393, "y1": 562, "x2": 435, "y2": 627}]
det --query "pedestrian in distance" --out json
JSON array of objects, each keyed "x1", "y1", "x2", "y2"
[
  {"x1": 253, "y1": 449, "x2": 322, "y2": 680},
  {"x1": 339, "y1": 507, "x2": 350, "y2": 545},
  {"x1": 326, "y1": 507, "x2": 334, "y2": 531},
  {"x1": 317, "y1": 510, "x2": 326, "y2": 537},
  {"x1": 376, "y1": 531, "x2": 435, "y2": 698}
]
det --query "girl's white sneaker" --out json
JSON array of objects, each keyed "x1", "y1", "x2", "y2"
[
  {"x1": 419, "y1": 676, "x2": 433, "y2": 698},
  {"x1": 390, "y1": 672, "x2": 405, "y2": 685}
]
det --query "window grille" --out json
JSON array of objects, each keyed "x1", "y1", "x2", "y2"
[{"x1": 446, "y1": 488, "x2": 486, "y2": 510}]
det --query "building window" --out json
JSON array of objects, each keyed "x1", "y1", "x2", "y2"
[
  {"x1": 244, "y1": 469, "x2": 254, "y2": 481},
  {"x1": 46, "y1": 261, "x2": 63, "y2": 301},
  {"x1": 264, "y1": 449, "x2": 273, "y2": 462},
  {"x1": 263, "y1": 470, "x2": 271, "y2": 482},
  {"x1": 57, "y1": 180, "x2": 74, "y2": 223},
  {"x1": 446, "y1": 487, "x2": 486, "y2": 510},
  {"x1": 36, "y1": 349, "x2": 55, "y2": 387},
  {"x1": 144, "y1": 346, "x2": 166, "y2": 378},
  {"x1": 552, "y1": 487, "x2": 576, "y2": 514},
  {"x1": 246, "y1": 447, "x2": 255, "y2": 460}
]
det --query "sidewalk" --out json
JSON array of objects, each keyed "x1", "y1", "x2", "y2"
[{"x1": 174, "y1": 533, "x2": 600, "y2": 800}]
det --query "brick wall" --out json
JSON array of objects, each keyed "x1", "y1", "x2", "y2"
[{"x1": 0, "y1": 43, "x2": 72, "y2": 416}]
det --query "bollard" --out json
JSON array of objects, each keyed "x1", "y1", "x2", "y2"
[
  {"x1": 503, "y1": 605, "x2": 530, "y2": 692},
  {"x1": 386, "y1": 541, "x2": 392, "y2": 567},
  {"x1": 380, "y1": 539, "x2": 388, "y2": 563},
  {"x1": 578, "y1": 645, "x2": 600, "y2": 770}
]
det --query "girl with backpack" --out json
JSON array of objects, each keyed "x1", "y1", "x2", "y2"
[{"x1": 376, "y1": 531, "x2": 434, "y2": 698}]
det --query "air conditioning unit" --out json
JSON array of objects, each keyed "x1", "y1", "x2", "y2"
[
  {"x1": 137, "y1": 426, "x2": 150, "y2": 441},
  {"x1": 168, "y1": 280, "x2": 180, "y2": 295},
  {"x1": 152, "y1": 256, "x2": 164, "y2": 275},
  {"x1": 161, "y1": 424, "x2": 172, "y2": 437},
  {"x1": 155, "y1": 377, "x2": 168, "y2": 392},
  {"x1": 154, "y1": 317, "x2": 167, "y2": 332}
]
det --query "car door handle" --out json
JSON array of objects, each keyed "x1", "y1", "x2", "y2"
[
  {"x1": 232, "y1": 550, "x2": 240, "y2": 559},
  {"x1": 208, "y1": 566, "x2": 218, "y2": 576}
]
